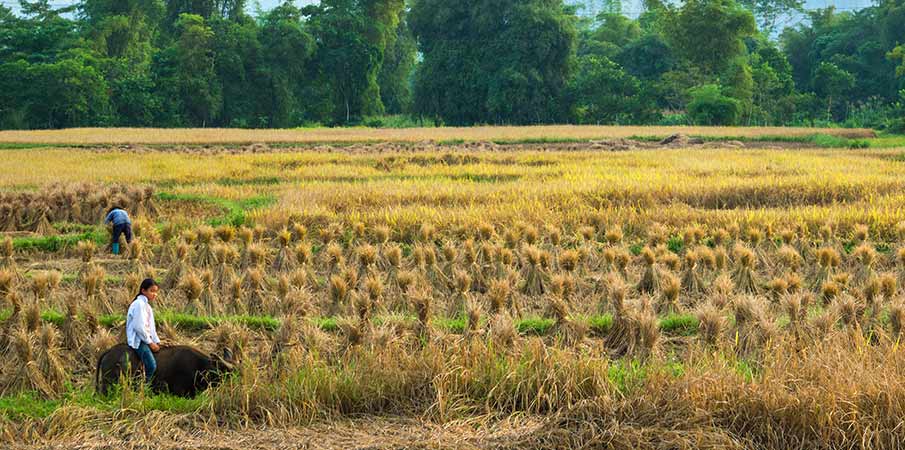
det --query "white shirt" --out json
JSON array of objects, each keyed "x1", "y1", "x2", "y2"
[{"x1": 126, "y1": 295, "x2": 161, "y2": 349}]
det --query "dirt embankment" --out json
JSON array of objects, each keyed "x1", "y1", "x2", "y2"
[{"x1": 74, "y1": 133, "x2": 824, "y2": 156}]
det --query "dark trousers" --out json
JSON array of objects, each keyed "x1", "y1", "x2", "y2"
[
  {"x1": 135, "y1": 342, "x2": 157, "y2": 383},
  {"x1": 112, "y1": 223, "x2": 133, "y2": 246}
]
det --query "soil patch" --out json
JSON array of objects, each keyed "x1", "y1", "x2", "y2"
[{"x1": 66, "y1": 134, "x2": 842, "y2": 156}]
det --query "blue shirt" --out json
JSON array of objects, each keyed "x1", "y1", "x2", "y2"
[{"x1": 104, "y1": 209, "x2": 131, "y2": 226}]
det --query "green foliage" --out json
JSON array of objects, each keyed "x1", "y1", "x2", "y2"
[
  {"x1": 0, "y1": 0, "x2": 901, "y2": 129},
  {"x1": 378, "y1": 15, "x2": 417, "y2": 114},
  {"x1": 155, "y1": 192, "x2": 275, "y2": 227},
  {"x1": 667, "y1": 235, "x2": 685, "y2": 254},
  {"x1": 256, "y1": 3, "x2": 316, "y2": 127},
  {"x1": 410, "y1": 0, "x2": 576, "y2": 125},
  {"x1": 687, "y1": 84, "x2": 742, "y2": 125},
  {"x1": 618, "y1": 34, "x2": 675, "y2": 80},
  {"x1": 812, "y1": 62, "x2": 855, "y2": 121},
  {"x1": 568, "y1": 55, "x2": 660, "y2": 124},
  {"x1": 0, "y1": 392, "x2": 61, "y2": 420},
  {"x1": 891, "y1": 44, "x2": 905, "y2": 78},
  {"x1": 173, "y1": 14, "x2": 222, "y2": 126},
  {"x1": 13, "y1": 228, "x2": 107, "y2": 252},
  {"x1": 809, "y1": 133, "x2": 870, "y2": 149},
  {"x1": 665, "y1": 0, "x2": 756, "y2": 74},
  {"x1": 517, "y1": 318, "x2": 556, "y2": 335},
  {"x1": 782, "y1": 3, "x2": 905, "y2": 122},
  {"x1": 304, "y1": 0, "x2": 405, "y2": 124},
  {"x1": 607, "y1": 359, "x2": 649, "y2": 394},
  {"x1": 362, "y1": 115, "x2": 429, "y2": 128},
  {"x1": 660, "y1": 314, "x2": 700, "y2": 336},
  {"x1": 739, "y1": 0, "x2": 803, "y2": 35}
]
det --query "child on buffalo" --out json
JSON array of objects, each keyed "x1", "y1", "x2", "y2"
[{"x1": 126, "y1": 278, "x2": 161, "y2": 384}]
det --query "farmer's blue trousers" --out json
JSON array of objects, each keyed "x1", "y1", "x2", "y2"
[{"x1": 136, "y1": 342, "x2": 157, "y2": 383}]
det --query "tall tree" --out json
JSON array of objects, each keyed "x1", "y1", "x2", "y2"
[
  {"x1": 812, "y1": 61, "x2": 854, "y2": 120},
  {"x1": 258, "y1": 2, "x2": 314, "y2": 127},
  {"x1": 738, "y1": 0, "x2": 803, "y2": 35},
  {"x1": 80, "y1": 0, "x2": 164, "y2": 62},
  {"x1": 568, "y1": 54, "x2": 659, "y2": 124},
  {"x1": 410, "y1": 0, "x2": 576, "y2": 125},
  {"x1": 378, "y1": 13, "x2": 417, "y2": 114},
  {"x1": 665, "y1": 0, "x2": 756, "y2": 75},
  {"x1": 304, "y1": 0, "x2": 404, "y2": 124},
  {"x1": 211, "y1": 15, "x2": 263, "y2": 127},
  {"x1": 890, "y1": 44, "x2": 905, "y2": 78},
  {"x1": 24, "y1": 53, "x2": 112, "y2": 128},
  {"x1": 172, "y1": 13, "x2": 221, "y2": 126}
]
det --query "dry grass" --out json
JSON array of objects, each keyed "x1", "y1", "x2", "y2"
[
  {"x1": 0, "y1": 126, "x2": 873, "y2": 145},
  {"x1": 3, "y1": 128, "x2": 905, "y2": 448}
]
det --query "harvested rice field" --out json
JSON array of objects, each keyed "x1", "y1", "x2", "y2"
[{"x1": 2, "y1": 127, "x2": 905, "y2": 449}]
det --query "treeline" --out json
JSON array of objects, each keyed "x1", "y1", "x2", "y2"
[{"x1": 0, "y1": 0, "x2": 904, "y2": 130}]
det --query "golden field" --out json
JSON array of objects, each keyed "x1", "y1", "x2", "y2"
[
  {"x1": 2, "y1": 142, "x2": 904, "y2": 240},
  {"x1": 0, "y1": 134, "x2": 904, "y2": 449}
]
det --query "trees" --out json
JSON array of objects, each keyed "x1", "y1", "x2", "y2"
[
  {"x1": 782, "y1": 2, "x2": 904, "y2": 112},
  {"x1": 619, "y1": 34, "x2": 675, "y2": 80},
  {"x1": 812, "y1": 62, "x2": 854, "y2": 120},
  {"x1": 747, "y1": 38, "x2": 795, "y2": 124},
  {"x1": 172, "y1": 14, "x2": 221, "y2": 126},
  {"x1": 0, "y1": 4, "x2": 112, "y2": 128},
  {"x1": 304, "y1": 0, "x2": 405, "y2": 124},
  {"x1": 257, "y1": 3, "x2": 314, "y2": 127},
  {"x1": 378, "y1": 13, "x2": 417, "y2": 114},
  {"x1": 738, "y1": 0, "x2": 803, "y2": 36},
  {"x1": 666, "y1": 0, "x2": 756, "y2": 75},
  {"x1": 79, "y1": 0, "x2": 165, "y2": 126},
  {"x1": 890, "y1": 44, "x2": 905, "y2": 78},
  {"x1": 1, "y1": 2, "x2": 80, "y2": 63},
  {"x1": 687, "y1": 84, "x2": 741, "y2": 125},
  {"x1": 410, "y1": 0, "x2": 576, "y2": 125},
  {"x1": 211, "y1": 15, "x2": 263, "y2": 127},
  {"x1": 0, "y1": 0, "x2": 903, "y2": 129},
  {"x1": 568, "y1": 55, "x2": 659, "y2": 124},
  {"x1": 24, "y1": 55, "x2": 113, "y2": 128},
  {"x1": 80, "y1": 0, "x2": 164, "y2": 62}
]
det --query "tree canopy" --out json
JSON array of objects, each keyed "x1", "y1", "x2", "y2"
[{"x1": 0, "y1": 0, "x2": 902, "y2": 129}]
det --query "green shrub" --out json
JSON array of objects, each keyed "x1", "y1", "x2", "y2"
[{"x1": 687, "y1": 84, "x2": 741, "y2": 126}]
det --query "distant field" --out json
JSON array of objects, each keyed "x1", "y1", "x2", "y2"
[
  {"x1": 0, "y1": 125, "x2": 877, "y2": 145},
  {"x1": 2, "y1": 143, "x2": 904, "y2": 237}
]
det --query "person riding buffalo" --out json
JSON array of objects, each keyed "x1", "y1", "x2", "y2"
[{"x1": 126, "y1": 278, "x2": 161, "y2": 384}]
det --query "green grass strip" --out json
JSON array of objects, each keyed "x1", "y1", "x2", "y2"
[
  {"x1": 155, "y1": 192, "x2": 276, "y2": 227},
  {"x1": 0, "y1": 309, "x2": 279, "y2": 332},
  {"x1": 4, "y1": 308, "x2": 701, "y2": 337},
  {"x1": 13, "y1": 227, "x2": 107, "y2": 252},
  {"x1": 99, "y1": 311, "x2": 281, "y2": 331}
]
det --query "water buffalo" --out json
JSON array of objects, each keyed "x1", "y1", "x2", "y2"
[{"x1": 96, "y1": 344, "x2": 235, "y2": 397}]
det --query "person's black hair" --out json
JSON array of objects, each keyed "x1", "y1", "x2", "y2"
[
  {"x1": 107, "y1": 205, "x2": 123, "y2": 215},
  {"x1": 136, "y1": 278, "x2": 159, "y2": 299}
]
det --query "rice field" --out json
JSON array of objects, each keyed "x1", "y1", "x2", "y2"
[{"x1": 2, "y1": 128, "x2": 905, "y2": 449}]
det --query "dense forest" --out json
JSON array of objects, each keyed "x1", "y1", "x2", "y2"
[{"x1": 0, "y1": 0, "x2": 903, "y2": 129}]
